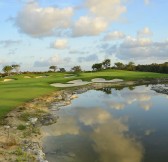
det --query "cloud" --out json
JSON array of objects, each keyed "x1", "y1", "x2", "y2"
[
  {"x1": 100, "y1": 35, "x2": 168, "y2": 62},
  {"x1": 79, "y1": 108, "x2": 111, "y2": 126},
  {"x1": 86, "y1": 0, "x2": 126, "y2": 22},
  {"x1": 137, "y1": 27, "x2": 153, "y2": 37},
  {"x1": 15, "y1": 2, "x2": 73, "y2": 37},
  {"x1": 42, "y1": 116, "x2": 80, "y2": 136},
  {"x1": 72, "y1": 16, "x2": 108, "y2": 36},
  {"x1": 108, "y1": 101, "x2": 125, "y2": 110},
  {"x1": 104, "y1": 31, "x2": 125, "y2": 41},
  {"x1": 78, "y1": 54, "x2": 98, "y2": 63},
  {"x1": 0, "y1": 40, "x2": 22, "y2": 47},
  {"x1": 34, "y1": 55, "x2": 61, "y2": 67},
  {"x1": 117, "y1": 37, "x2": 168, "y2": 60},
  {"x1": 144, "y1": 0, "x2": 150, "y2": 5},
  {"x1": 51, "y1": 39, "x2": 68, "y2": 49},
  {"x1": 72, "y1": 0, "x2": 127, "y2": 37},
  {"x1": 140, "y1": 102, "x2": 152, "y2": 111},
  {"x1": 91, "y1": 116, "x2": 143, "y2": 162}
]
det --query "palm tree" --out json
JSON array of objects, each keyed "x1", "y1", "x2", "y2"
[{"x1": 2, "y1": 66, "x2": 13, "y2": 75}]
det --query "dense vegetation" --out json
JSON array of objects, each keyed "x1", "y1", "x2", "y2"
[{"x1": 92, "y1": 60, "x2": 168, "y2": 74}]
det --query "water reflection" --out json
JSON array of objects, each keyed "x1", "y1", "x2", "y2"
[
  {"x1": 42, "y1": 84, "x2": 168, "y2": 162},
  {"x1": 43, "y1": 108, "x2": 143, "y2": 162}
]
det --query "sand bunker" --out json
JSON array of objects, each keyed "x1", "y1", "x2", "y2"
[
  {"x1": 51, "y1": 78, "x2": 124, "y2": 87},
  {"x1": 51, "y1": 79, "x2": 91, "y2": 87},
  {"x1": 35, "y1": 76, "x2": 47, "y2": 78},
  {"x1": 24, "y1": 76, "x2": 31, "y2": 78},
  {"x1": 91, "y1": 78, "x2": 123, "y2": 83},
  {"x1": 3, "y1": 79, "x2": 15, "y2": 82}
]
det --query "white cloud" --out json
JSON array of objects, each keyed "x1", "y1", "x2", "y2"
[
  {"x1": 15, "y1": 2, "x2": 73, "y2": 37},
  {"x1": 86, "y1": 0, "x2": 126, "y2": 22},
  {"x1": 79, "y1": 108, "x2": 111, "y2": 126},
  {"x1": 137, "y1": 27, "x2": 153, "y2": 37},
  {"x1": 91, "y1": 117, "x2": 143, "y2": 162},
  {"x1": 121, "y1": 36, "x2": 152, "y2": 48},
  {"x1": 51, "y1": 39, "x2": 68, "y2": 49},
  {"x1": 104, "y1": 31, "x2": 125, "y2": 41},
  {"x1": 117, "y1": 37, "x2": 168, "y2": 60},
  {"x1": 144, "y1": 0, "x2": 150, "y2": 5},
  {"x1": 72, "y1": 16, "x2": 108, "y2": 36}
]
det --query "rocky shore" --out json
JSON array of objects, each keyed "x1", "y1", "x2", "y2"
[{"x1": 0, "y1": 78, "x2": 167, "y2": 162}]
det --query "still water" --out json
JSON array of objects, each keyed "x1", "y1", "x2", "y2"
[{"x1": 42, "y1": 84, "x2": 168, "y2": 162}]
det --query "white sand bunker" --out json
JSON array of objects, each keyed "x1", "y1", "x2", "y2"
[
  {"x1": 35, "y1": 76, "x2": 47, "y2": 78},
  {"x1": 3, "y1": 79, "x2": 15, "y2": 82},
  {"x1": 91, "y1": 78, "x2": 123, "y2": 83},
  {"x1": 24, "y1": 76, "x2": 31, "y2": 78},
  {"x1": 51, "y1": 79, "x2": 91, "y2": 87},
  {"x1": 51, "y1": 78, "x2": 124, "y2": 87}
]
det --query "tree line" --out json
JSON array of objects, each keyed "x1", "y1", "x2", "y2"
[
  {"x1": 1, "y1": 60, "x2": 167, "y2": 77},
  {"x1": 92, "y1": 59, "x2": 168, "y2": 73}
]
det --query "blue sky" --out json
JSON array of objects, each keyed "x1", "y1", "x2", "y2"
[{"x1": 0, "y1": 0, "x2": 168, "y2": 71}]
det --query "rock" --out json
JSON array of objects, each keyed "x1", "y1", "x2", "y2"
[
  {"x1": 70, "y1": 94, "x2": 78, "y2": 99},
  {"x1": 57, "y1": 95, "x2": 63, "y2": 100},
  {"x1": 29, "y1": 117, "x2": 38, "y2": 125},
  {"x1": 4, "y1": 125, "x2": 10, "y2": 129},
  {"x1": 151, "y1": 85, "x2": 168, "y2": 95},
  {"x1": 40, "y1": 114, "x2": 58, "y2": 126}
]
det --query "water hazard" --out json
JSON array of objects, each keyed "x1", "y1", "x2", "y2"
[{"x1": 42, "y1": 84, "x2": 168, "y2": 162}]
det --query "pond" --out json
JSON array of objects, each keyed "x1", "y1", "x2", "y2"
[{"x1": 42, "y1": 84, "x2": 168, "y2": 162}]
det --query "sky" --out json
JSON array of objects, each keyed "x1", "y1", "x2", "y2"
[{"x1": 0, "y1": 0, "x2": 168, "y2": 71}]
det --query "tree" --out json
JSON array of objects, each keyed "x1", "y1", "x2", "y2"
[
  {"x1": 12, "y1": 64, "x2": 20, "y2": 73},
  {"x1": 102, "y1": 59, "x2": 111, "y2": 69},
  {"x1": 59, "y1": 68, "x2": 66, "y2": 72},
  {"x1": 126, "y1": 62, "x2": 135, "y2": 71},
  {"x1": 92, "y1": 63, "x2": 103, "y2": 71},
  {"x1": 49, "y1": 66, "x2": 57, "y2": 72},
  {"x1": 71, "y1": 66, "x2": 82, "y2": 73},
  {"x1": 114, "y1": 62, "x2": 125, "y2": 70},
  {"x1": 2, "y1": 66, "x2": 13, "y2": 75}
]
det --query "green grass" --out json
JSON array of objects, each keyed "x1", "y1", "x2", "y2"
[{"x1": 0, "y1": 70, "x2": 167, "y2": 120}]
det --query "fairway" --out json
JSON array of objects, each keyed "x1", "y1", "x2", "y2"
[{"x1": 0, "y1": 70, "x2": 168, "y2": 119}]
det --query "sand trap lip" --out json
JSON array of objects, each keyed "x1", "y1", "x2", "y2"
[
  {"x1": 91, "y1": 78, "x2": 123, "y2": 83},
  {"x1": 51, "y1": 79, "x2": 91, "y2": 87},
  {"x1": 51, "y1": 78, "x2": 124, "y2": 87}
]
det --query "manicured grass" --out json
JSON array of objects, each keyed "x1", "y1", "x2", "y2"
[{"x1": 0, "y1": 70, "x2": 168, "y2": 119}]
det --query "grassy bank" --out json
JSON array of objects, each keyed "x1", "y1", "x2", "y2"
[{"x1": 0, "y1": 70, "x2": 168, "y2": 119}]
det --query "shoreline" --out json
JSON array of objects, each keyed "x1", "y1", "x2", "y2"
[{"x1": 0, "y1": 78, "x2": 168, "y2": 161}]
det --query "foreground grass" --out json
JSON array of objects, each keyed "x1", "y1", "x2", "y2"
[{"x1": 0, "y1": 70, "x2": 168, "y2": 119}]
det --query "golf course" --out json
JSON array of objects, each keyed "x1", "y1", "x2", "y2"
[{"x1": 0, "y1": 69, "x2": 168, "y2": 120}]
